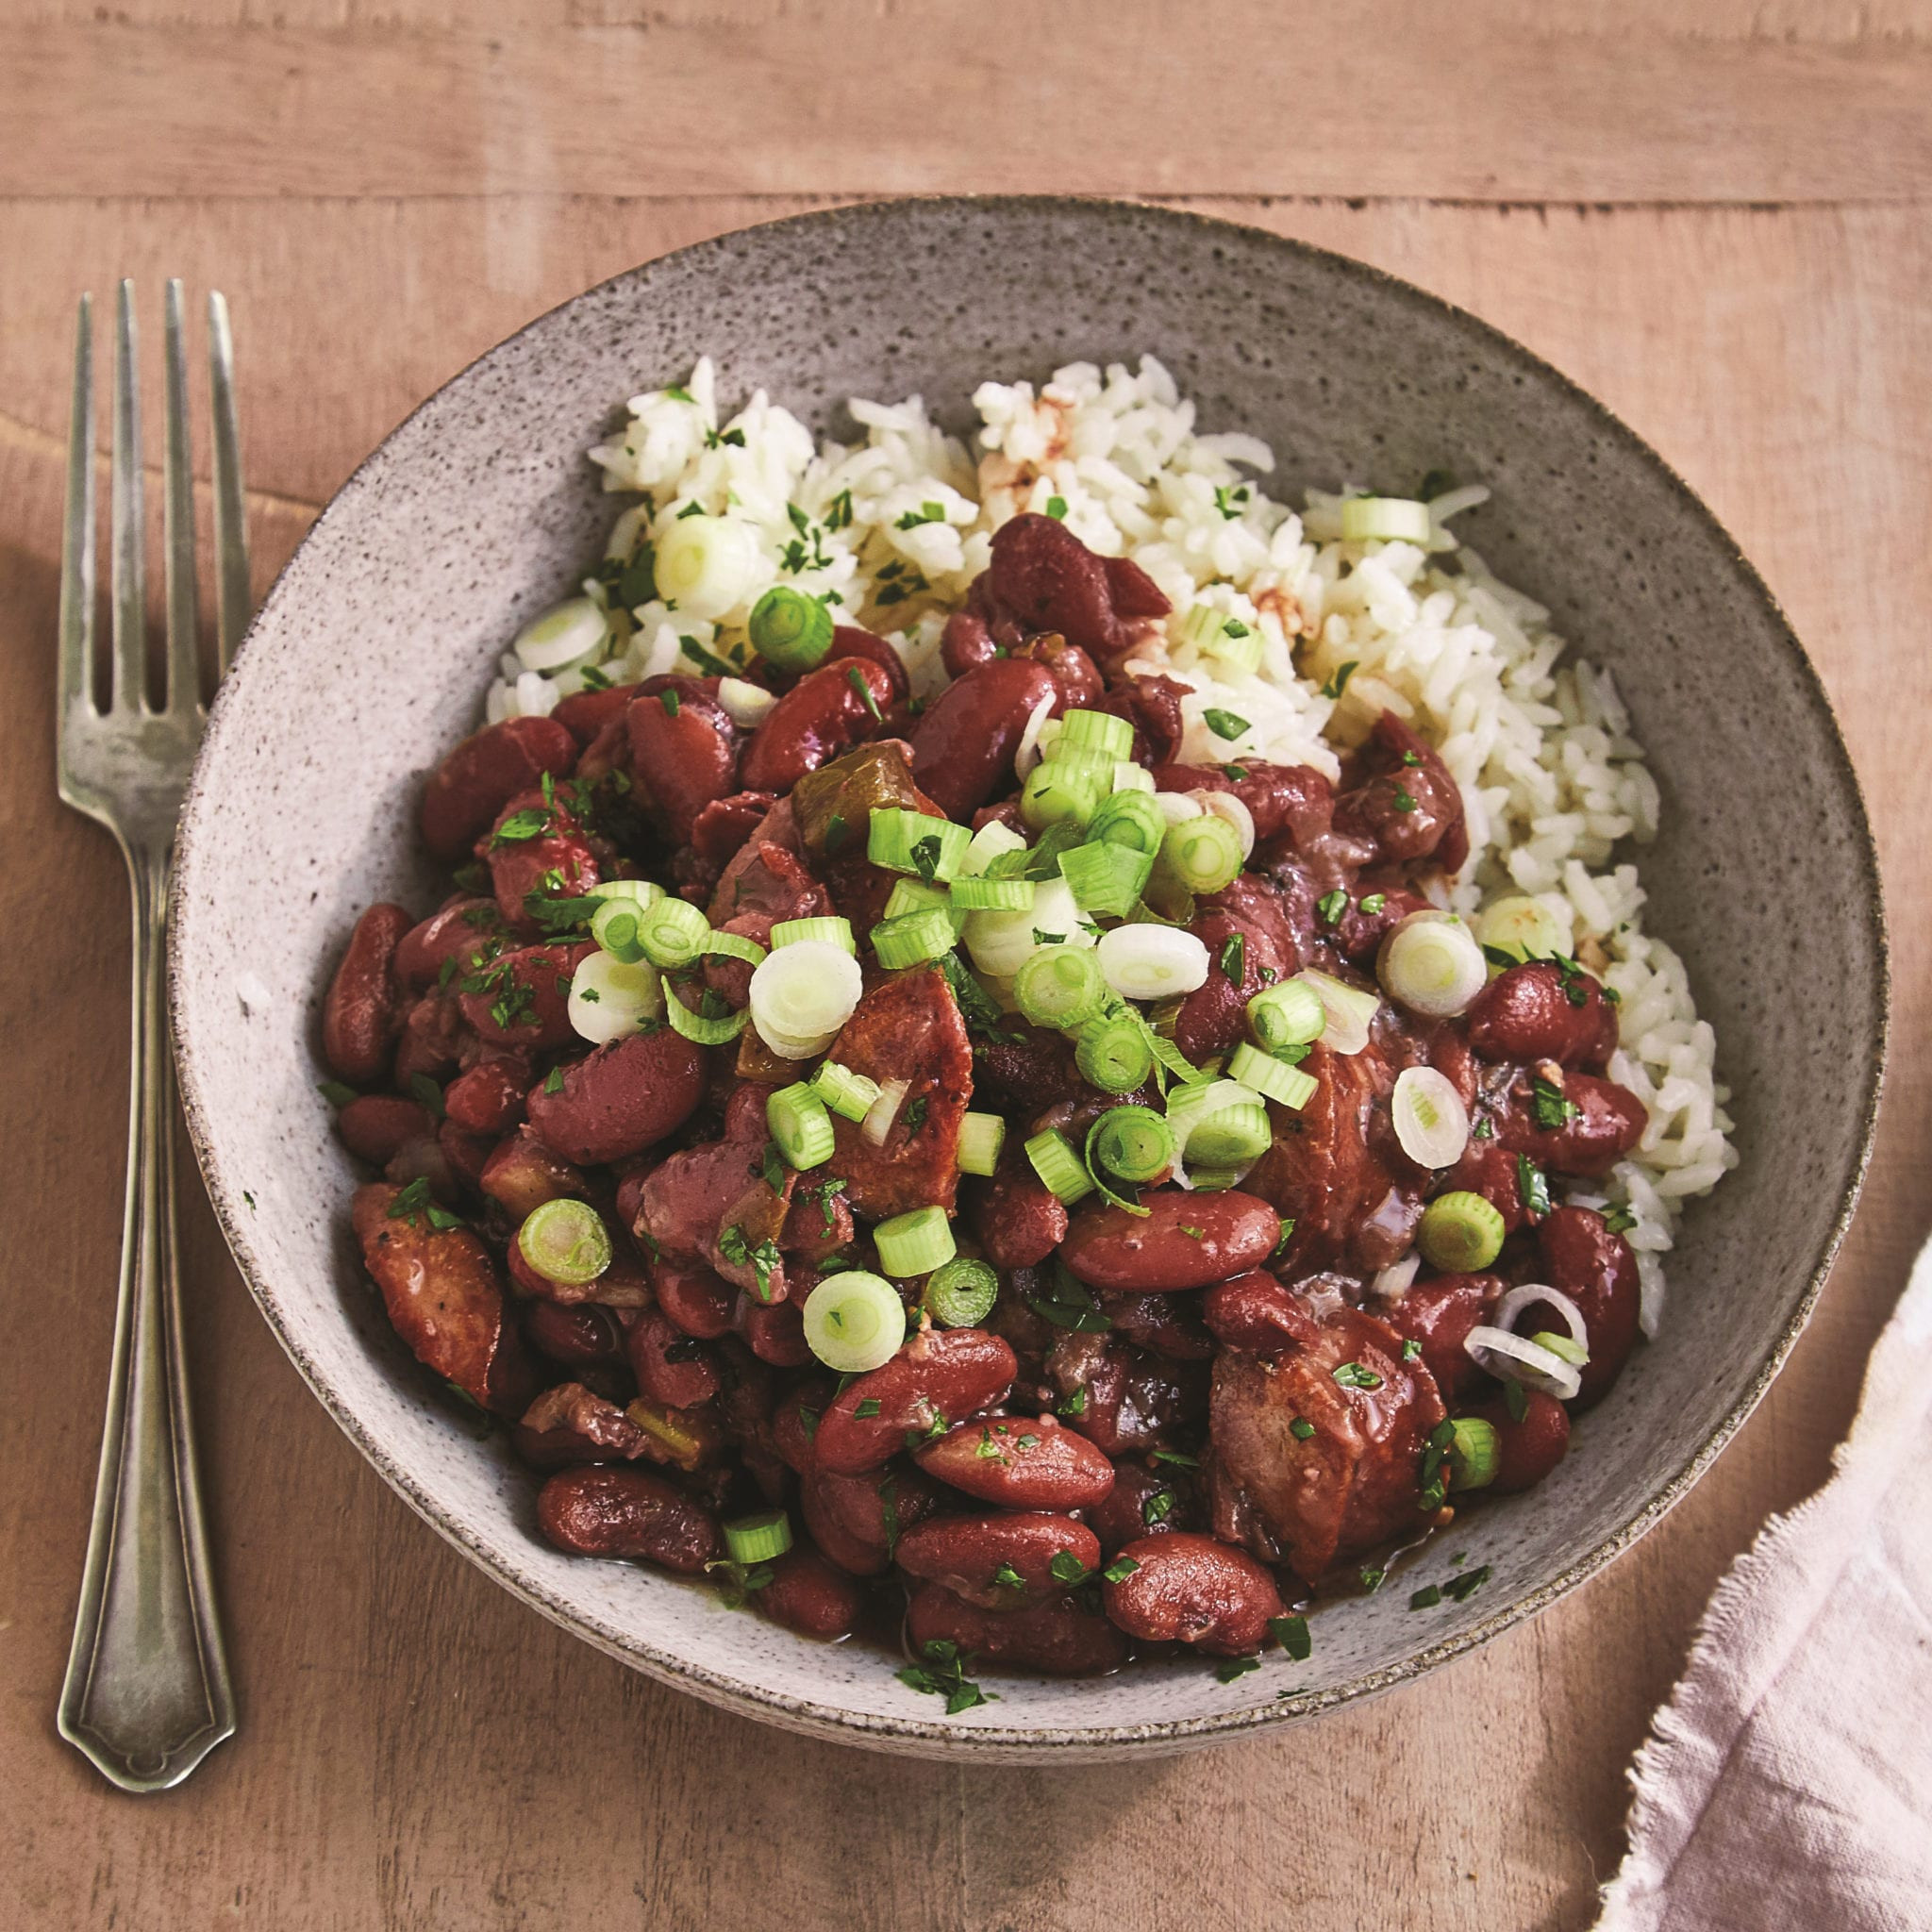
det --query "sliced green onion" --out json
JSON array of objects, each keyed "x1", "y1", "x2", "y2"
[
  {"x1": 768, "y1": 1082, "x2": 836, "y2": 1170},
  {"x1": 569, "y1": 951, "x2": 663, "y2": 1044},
  {"x1": 1341, "y1": 495, "x2": 1432, "y2": 544},
  {"x1": 771, "y1": 915, "x2": 855, "y2": 954},
  {"x1": 704, "y1": 928, "x2": 769, "y2": 967},
  {"x1": 868, "y1": 808, "x2": 971, "y2": 883},
  {"x1": 1207, "y1": 622, "x2": 1262, "y2": 676},
  {"x1": 1112, "y1": 761, "x2": 1156, "y2": 794},
  {"x1": 1417, "y1": 1190, "x2": 1507, "y2": 1273},
  {"x1": 1175, "y1": 604, "x2": 1227, "y2": 656},
  {"x1": 884, "y1": 875, "x2": 955, "y2": 923},
  {"x1": 1024, "y1": 1126, "x2": 1096, "y2": 1205},
  {"x1": 515, "y1": 596, "x2": 607, "y2": 673},
  {"x1": 1041, "y1": 741, "x2": 1120, "y2": 784},
  {"x1": 1087, "y1": 788, "x2": 1167, "y2": 857},
  {"x1": 591, "y1": 903, "x2": 646, "y2": 962},
  {"x1": 723, "y1": 1508, "x2": 794, "y2": 1565},
  {"x1": 1088, "y1": 1106, "x2": 1175, "y2": 1185},
  {"x1": 749, "y1": 941, "x2": 865, "y2": 1058},
  {"x1": 1186, "y1": 1166, "x2": 1247, "y2": 1192},
  {"x1": 516, "y1": 1198, "x2": 612, "y2": 1288},
  {"x1": 1076, "y1": 1013, "x2": 1155, "y2": 1093},
  {"x1": 1149, "y1": 1030, "x2": 1205, "y2": 1085},
  {"x1": 1014, "y1": 943, "x2": 1107, "y2": 1030},
  {"x1": 1159, "y1": 812, "x2": 1243, "y2": 894},
  {"x1": 653, "y1": 511, "x2": 761, "y2": 621},
  {"x1": 1020, "y1": 759, "x2": 1104, "y2": 833},
  {"x1": 1391, "y1": 1065, "x2": 1470, "y2": 1168},
  {"x1": 1248, "y1": 978, "x2": 1326, "y2": 1051},
  {"x1": 802, "y1": 1271, "x2": 908, "y2": 1374},
  {"x1": 963, "y1": 877, "x2": 1093, "y2": 978},
  {"x1": 874, "y1": 1205, "x2": 957, "y2": 1277},
  {"x1": 666, "y1": 992, "x2": 749, "y2": 1045},
  {"x1": 923, "y1": 1257, "x2": 998, "y2": 1329},
  {"x1": 1379, "y1": 912, "x2": 1487, "y2": 1019},
  {"x1": 956, "y1": 1111, "x2": 1006, "y2": 1177},
  {"x1": 1294, "y1": 969, "x2": 1380, "y2": 1056},
  {"x1": 748, "y1": 585, "x2": 834, "y2": 671},
  {"x1": 1058, "y1": 708, "x2": 1134, "y2": 760},
  {"x1": 872, "y1": 908, "x2": 958, "y2": 970},
  {"x1": 1529, "y1": 1329, "x2": 1590, "y2": 1366},
  {"x1": 1182, "y1": 1100, "x2": 1270, "y2": 1166},
  {"x1": 1058, "y1": 840, "x2": 1155, "y2": 917},
  {"x1": 1445, "y1": 1419, "x2": 1498, "y2": 1491},
  {"x1": 1226, "y1": 1041, "x2": 1317, "y2": 1109},
  {"x1": 594, "y1": 878, "x2": 666, "y2": 911},
  {"x1": 949, "y1": 874, "x2": 1035, "y2": 912},
  {"x1": 1476, "y1": 895, "x2": 1569, "y2": 966},
  {"x1": 1095, "y1": 924, "x2": 1211, "y2": 1001},
  {"x1": 811, "y1": 1058, "x2": 881, "y2": 1123},
  {"x1": 959, "y1": 819, "x2": 1028, "y2": 876},
  {"x1": 637, "y1": 896, "x2": 712, "y2": 970}
]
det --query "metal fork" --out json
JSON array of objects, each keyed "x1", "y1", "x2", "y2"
[{"x1": 55, "y1": 280, "x2": 248, "y2": 1792}]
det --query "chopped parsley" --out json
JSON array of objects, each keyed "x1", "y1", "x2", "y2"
[
  {"x1": 1516, "y1": 1155, "x2": 1553, "y2": 1219},
  {"x1": 1270, "y1": 1614, "x2": 1311, "y2": 1662},
  {"x1": 542, "y1": 1066, "x2": 565, "y2": 1095},
  {"x1": 408, "y1": 1073, "x2": 446, "y2": 1121},
  {"x1": 490, "y1": 807, "x2": 550, "y2": 846},
  {"x1": 1443, "y1": 1564, "x2": 1491, "y2": 1603},
  {"x1": 1530, "y1": 1075, "x2": 1581, "y2": 1129},
  {"x1": 1408, "y1": 1585, "x2": 1442, "y2": 1611},
  {"x1": 897, "y1": 1639, "x2": 991, "y2": 1715},
  {"x1": 910, "y1": 835, "x2": 943, "y2": 884},
  {"x1": 1402, "y1": 1338, "x2": 1423, "y2": 1362},
  {"x1": 679, "y1": 634, "x2": 735, "y2": 679},
  {"x1": 992, "y1": 1562, "x2": 1026, "y2": 1593},
  {"x1": 1290, "y1": 1417, "x2": 1316, "y2": 1441},
  {"x1": 659, "y1": 689, "x2": 681, "y2": 719},
  {"x1": 675, "y1": 497, "x2": 705, "y2": 519},
  {"x1": 318, "y1": 1079, "x2": 357, "y2": 1108},
  {"x1": 1359, "y1": 892, "x2": 1387, "y2": 915},
  {"x1": 1602, "y1": 1203, "x2": 1638, "y2": 1235},
  {"x1": 1332, "y1": 1362, "x2": 1384, "y2": 1391},
  {"x1": 702, "y1": 1556, "x2": 774, "y2": 1608},
  {"x1": 1202, "y1": 708, "x2": 1250, "y2": 742},
  {"x1": 903, "y1": 1097, "x2": 928, "y2": 1131},
  {"x1": 1212, "y1": 484, "x2": 1251, "y2": 520},
  {"x1": 1151, "y1": 1448, "x2": 1199, "y2": 1471},
  {"x1": 854, "y1": 1399, "x2": 883, "y2": 1420},
  {"x1": 1057, "y1": 1385, "x2": 1089, "y2": 1419},
  {"x1": 1218, "y1": 933, "x2": 1245, "y2": 984},
  {"x1": 1359, "y1": 1566, "x2": 1386, "y2": 1593},
  {"x1": 1142, "y1": 1488, "x2": 1175, "y2": 1525},
  {"x1": 718, "y1": 1223, "x2": 781, "y2": 1302},
  {"x1": 1044, "y1": 495, "x2": 1068, "y2": 520},
  {"x1": 893, "y1": 500, "x2": 946, "y2": 531},
  {"x1": 1391, "y1": 788, "x2": 1419, "y2": 814},
  {"x1": 824, "y1": 489, "x2": 854, "y2": 531},
  {"x1": 1316, "y1": 889, "x2": 1347, "y2": 925},
  {"x1": 1214, "y1": 1655, "x2": 1260, "y2": 1683},
  {"x1": 1505, "y1": 1379, "x2": 1529, "y2": 1423},
  {"x1": 848, "y1": 666, "x2": 883, "y2": 723},
  {"x1": 1320, "y1": 660, "x2": 1358, "y2": 702},
  {"x1": 1027, "y1": 1268, "x2": 1111, "y2": 1333},
  {"x1": 387, "y1": 1175, "x2": 463, "y2": 1233}
]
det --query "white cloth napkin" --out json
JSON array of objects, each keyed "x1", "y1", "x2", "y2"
[{"x1": 1596, "y1": 1237, "x2": 1932, "y2": 1930}]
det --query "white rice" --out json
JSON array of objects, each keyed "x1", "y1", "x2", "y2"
[{"x1": 486, "y1": 355, "x2": 1736, "y2": 1335}]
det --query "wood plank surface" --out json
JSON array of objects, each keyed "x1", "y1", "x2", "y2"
[{"x1": 1, "y1": 8, "x2": 1927, "y2": 1927}]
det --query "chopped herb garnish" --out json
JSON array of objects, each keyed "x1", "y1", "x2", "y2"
[
  {"x1": 1202, "y1": 708, "x2": 1250, "y2": 742},
  {"x1": 910, "y1": 835, "x2": 942, "y2": 885},
  {"x1": 408, "y1": 1073, "x2": 446, "y2": 1121},
  {"x1": 1142, "y1": 1488, "x2": 1175, "y2": 1525},
  {"x1": 1212, "y1": 484, "x2": 1250, "y2": 520},
  {"x1": 679, "y1": 634, "x2": 735, "y2": 679},
  {"x1": 1270, "y1": 1614, "x2": 1311, "y2": 1662},
  {"x1": 1359, "y1": 1566, "x2": 1386, "y2": 1593},
  {"x1": 1602, "y1": 1203, "x2": 1638, "y2": 1235},
  {"x1": 903, "y1": 1097, "x2": 928, "y2": 1131},
  {"x1": 242, "y1": 1191, "x2": 257, "y2": 1209},
  {"x1": 1151, "y1": 1448, "x2": 1199, "y2": 1471},
  {"x1": 1316, "y1": 889, "x2": 1347, "y2": 925},
  {"x1": 1219, "y1": 933, "x2": 1245, "y2": 984},
  {"x1": 703, "y1": 1556, "x2": 774, "y2": 1607},
  {"x1": 1473, "y1": 1115, "x2": 1495, "y2": 1141},
  {"x1": 825, "y1": 489, "x2": 854, "y2": 531},
  {"x1": 1443, "y1": 1564, "x2": 1491, "y2": 1603},
  {"x1": 318, "y1": 1080, "x2": 358, "y2": 1108},
  {"x1": 663, "y1": 385, "x2": 694, "y2": 404},
  {"x1": 1391, "y1": 788, "x2": 1419, "y2": 813},
  {"x1": 659, "y1": 689, "x2": 681, "y2": 718},
  {"x1": 754, "y1": 1140, "x2": 786, "y2": 1193},
  {"x1": 1505, "y1": 1379, "x2": 1529, "y2": 1424},
  {"x1": 893, "y1": 500, "x2": 947, "y2": 531},
  {"x1": 718, "y1": 1223, "x2": 782, "y2": 1302},
  {"x1": 674, "y1": 498, "x2": 705, "y2": 519},
  {"x1": 1401, "y1": 750, "x2": 1421, "y2": 768},
  {"x1": 1178, "y1": 1224, "x2": 1206, "y2": 1241},
  {"x1": 1408, "y1": 1585, "x2": 1442, "y2": 1611},
  {"x1": 855, "y1": 1399, "x2": 883, "y2": 1420},
  {"x1": 1402, "y1": 1338, "x2": 1423, "y2": 1362},
  {"x1": 897, "y1": 1639, "x2": 992, "y2": 1716},
  {"x1": 1058, "y1": 1385, "x2": 1089, "y2": 1419},
  {"x1": 542, "y1": 1066, "x2": 566, "y2": 1095},
  {"x1": 1049, "y1": 1551, "x2": 1091, "y2": 1586},
  {"x1": 823, "y1": 812, "x2": 851, "y2": 856},
  {"x1": 1516, "y1": 1155, "x2": 1553, "y2": 1219},
  {"x1": 1101, "y1": 1556, "x2": 1140, "y2": 1585},
  {"x1": 1272, "y1": 1217, "x2": 1296, "y2": 1259},
  {"x1": 1214, "y1": 1655, "x2": 1260, "y2": 1682},
  {"x1": 1530, "y1": 1075, "x2": 1581, "y2": 1129},
  {"x1": 992, "y1": 1562, "x2": 1026, "y2": 1593},
  {"x1": 1359, "y1": 893, "x2": 1387, "y2": 916},
  {"x1": 1044, "y1": 495, "x2": 1068, "y2": 520},
  {"x1": 490, "y1": 807, "x2": 550, "y2": 846},
  {"x1": 1332, "y1": 1362, "x2": 1384, "y2": 1391},
  {"x1": 1290, "y1": 1417, "x2": 1316, "y2": 1441},
  {"x1": 848, "y1": 666, "x2": 883, "y2": 723},
  {"x1": 1320, "y1": 660, "x2": 1358, "y2": 702},
  {"x1": 386, "y1": 1175, "x2": 463, "y2": 1233}
]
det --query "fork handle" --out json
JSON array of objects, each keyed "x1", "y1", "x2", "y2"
[{"x1": 58, "y1": 841, "x2": 235, "y2": 1791}]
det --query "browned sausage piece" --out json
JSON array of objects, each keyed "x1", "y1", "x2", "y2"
[
  {"x1": 1059, "y1": 1190, "x2": 1282, "y2": 1292},
  {"x1": 534, "y1": 1465, "x2": 720, "y2": 1573},
  {"x1": 351, "y1": 1180, "x2": 539, "y2": 1416},
  {"x1": 323, "y1": 903, "x2": 413, "y2": 1084},
  {"x1": 1101, "y1": 1532, "x2": 1286, "y2": 1657},
  {"x1": 479, "y1": 1127, "x2": 587, "y2": 1220}
]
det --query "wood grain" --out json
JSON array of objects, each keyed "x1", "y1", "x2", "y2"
[{"x1": 0, "y1": 26, "x2": 1927, "y2": 1930}]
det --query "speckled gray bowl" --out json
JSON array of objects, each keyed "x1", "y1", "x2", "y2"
[{"x1": 170, "y1": 198, "x2": 1886, "y2": 1758}]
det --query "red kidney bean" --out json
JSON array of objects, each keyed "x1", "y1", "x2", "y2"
[
  {"x1": 735, "y1": 1291, "x2": 813, "y2": 1368},
  {"x1": 740, "y1": 657, "x2": 896, "y2": 793},
  {"x1": 1382, "y1": 1273, "x2": 1505, "y2": 1404},
  {"x1": 1498, "y1": 1074, "x2": 1646, "y2": 1179},
  {"x1": 895, "y1": 1513, "x2": 1101, "y2": 1610},
  {"x1": 551, "y1": 682, "x2": 636, "y2": 747},
  {"x1": 1060, "y1": 1190, "x2": 1282, "y2": 1292},
  {"x1": 626, "y1": 677, "x2": 742, "y2": 842},
  {"x1": 915, "y1": 1413, "x2": 1115, "y2": 1509},
  {"x1": 1469, "y1": 961, "x2": 1619, "y2": 1070},
  {"x1": 524, "y1": 1027, "x2": 706, "y2": 1165},
  {"x1": 456, "y1": 941, "x2": 584, "y2": 1051},
  {"x1": 802, "y1": 1466, "x2": 940, "y2": 1576},
  {"x1": 1536, "y1": 1205, "x2": 1641, "y2": 1407},
  {"x1": 420, "y1": 715, "x2": 579, "y2": 863},
  {"x1": 383, "y1": 1132, "x2": 458, "y2": 1204},
  {"x1": 908, "y1": 657, "x2": 1057, "y2": 820},
  {"x1": 395, "y1": 897, "x2": 505, "y2": 991},
  {"x1": 480, "y1": 1128, "x2": 587, "y2": 1220},
  {"x1": 1464, "y1": 1389, "x2": 1572, "y2": 1492},
  {"x1": 437, "y1": 1120, "x2": 494, "y2": 1190},
  {"x1": 941, "y1": 609, "x2": 999, "y2": 678},
  {"x1": 756, "y1": 1545, "x2": 866, "y2": 1641},
  {"x1": 1015, "y1": 631, "x2": 1105, "y2": 714},
  {"x1": 534, "y1": 1465, "x2": 720, "y2": 1573},
  {"x1": 482, "y1": 789, "x2": 602, "y2": 934},
  {"x1": 769, "y1": 1378, "x2": 835, "y2": 1475},
  {"x1": 513, "y1": 1423, "x2": 630, "y2": 1471},
  {"x1": 1099, "y1": 1292, "x2": 1215, "y2": 1361},
  {"x1": 963, "y1": 1158, "x2": 1067, "y2": 1270},
  {"x1": 1440, "y1": 1138, "x2": 1530, "y2": 1234},
  {"x1": 442, "y1": 1056, "x2": 529, "y2": 1136},
  {"x1": 524, "y1": 1300, "x2": 627, "y2": 1370},
  {"x1": 391, "y1": 989, "x2": 467, "y2": 1086},
  {"x1": 1086, "y1": 1461, "x2": 1191, "y2": 1555},
  {"x1": 986, "y1": 512, "x2": 1171, "y2": 661},
  {"x1": 827, "y1": 625, "x2": 909, "y2": 700},
  {"x1": 1100, "y1": 1533, "x2": 1285, "y2": 1657},
  {"x1": 1334, "y1": 881, "x2": 1432, "y2": 965},
  {"x1": 627, "y1": 1307, "x2": 722, "y2": 1409},
  {"x1": 653, "y1": 1260, "x2": 738, "y2": 1341},
  {"x1": 351, "y1": 1181, "x2": 539, "y2": 1415},
  {"x1": 323, "y1": 903, "x2": 413, "y2": 1083},
  {"x1": 1107, "y1": 675, "x2": 1190, "y2": 765},
  {"x1": 336, "y1": 1093, "x2": 433, "y2": 1166},
  {"x1": 1199, "y1": 1271, "x2": 1321, "y2": 1355},
  {"x1": 1102, "y1": 553, "x2": 1171, "y2": 621},
  {"x1": 1150, "y1": 760, "x2": 1336, "y2": 851},
  {"x1": 907, "y1": 1581, "x2": 1127, "y2": 1676},
  {"x1": 1333, "y1": 712, "x2": 1468, "y2": 872},
  {"x1": 812, "y1": 1330, "x2": 1017, "y2": 1475}
]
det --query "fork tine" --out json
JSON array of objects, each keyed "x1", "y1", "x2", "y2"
[
  {"x1": 58, "y1": 293, "x2": 96, "y2": 723},
  {"x1": 206, "y1": 291, "x2": 249, "y2": 677},
  {"x1": 109, "y1": 280, "x2": 147, "y2": 712},
  {"x1": 161, "y1": 279, "x2": 201, "y2": 711}
]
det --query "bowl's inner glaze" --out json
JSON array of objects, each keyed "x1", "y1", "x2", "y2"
[{"x1": 171, "y1": 200, "x2": 1882, "y2": 1757}]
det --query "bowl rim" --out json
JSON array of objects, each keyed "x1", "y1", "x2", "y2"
[{"x1": 170, "y1": 193, "x2": 1890, "y2": 1755}]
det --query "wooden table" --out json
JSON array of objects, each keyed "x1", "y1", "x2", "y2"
[{"x1": 3, "y1": 6, "x2": 1927, "y2": 1925}]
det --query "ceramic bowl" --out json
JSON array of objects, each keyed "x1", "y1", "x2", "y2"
[{"x1": 170, "y1": 198, "x2": 1886, "y2": 1758}]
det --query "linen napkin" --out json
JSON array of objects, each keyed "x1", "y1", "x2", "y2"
[{"x1": 1595, "y1": 1236, "x2": 1932, "y2": 1930}]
